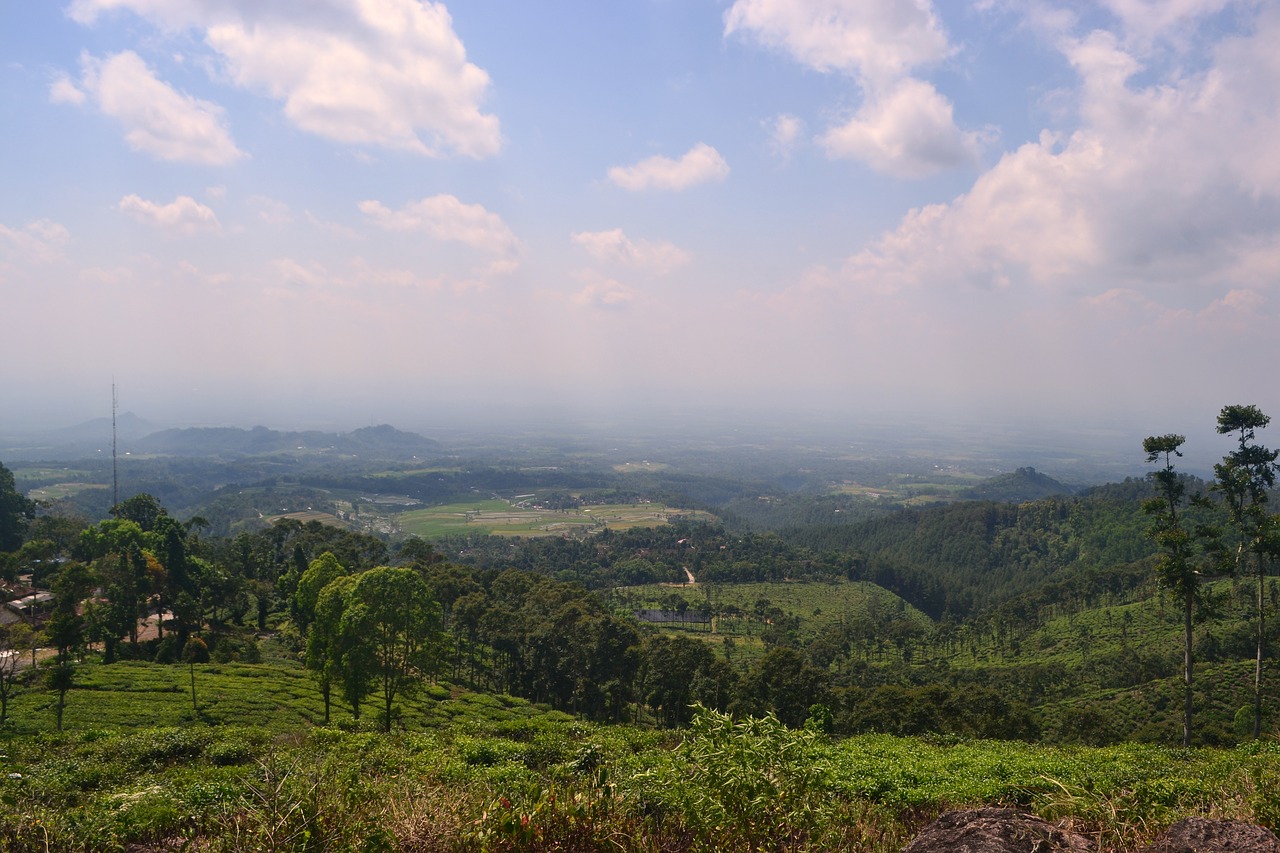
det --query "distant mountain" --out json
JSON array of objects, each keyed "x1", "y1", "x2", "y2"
[
  {"x1": 132, "y1": 424, "x2": 440, "y2": 460},
  {"x1": 48, "y1": 411, "x2": 162, "y2": 445},
  {"x1": 959, "y1": 467, "x2": 1076, "y2": 502},
  {"x1": 0, "y1": 412, "x2": 164, "y2": 461}
]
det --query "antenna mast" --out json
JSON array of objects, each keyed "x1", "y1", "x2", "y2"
[{"x1": 112, "y1": 381, "x2": 119, "y2": 509}]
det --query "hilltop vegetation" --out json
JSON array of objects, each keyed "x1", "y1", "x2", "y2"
[{"x1": 1, "y1": 408, "x2": 1279, "y2": 850}]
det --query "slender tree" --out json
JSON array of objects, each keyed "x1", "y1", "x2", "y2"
[
  {"x1": 183, "y1": 636, "x2": 209, "y2": 711},
  {"x1": 46, "y1": 561, "x2": 92, "y2": 731},
  {"x1": 305, "y1": 574, "x2": 366, "y2": 724},
  {"x1": 1213, "y1": 405, "x2": 1279, "y2": 738},
  {"x1": 0, "y1": 625, "x2": 24, "y2": 725},
  {"x1": 1143, "y1": 434, "x2": 1216, "y2": 747}
]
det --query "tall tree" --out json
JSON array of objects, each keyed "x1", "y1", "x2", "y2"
[
  {"x1": 305, "y1": 574, "x2": 367, "y2": 724},
  {"x1": 0, "y1": 462, "x2": 37, "y2": 553},
  {"x1": 1143, "y1": 433, "x2": 1216, "y2": 747},
  {"x1": 0, "y1": 624, "x2": 27, "y2": 724},
  {"x1": 183, "y1": 636, "x2": 210, "y2": 711},
  {"x1": 341, "y1": 567, "x2": 442, "y2": 732},
  {"x1": 46, "y1": 561, "x2": 92, "y2": 731},
  {"x1": 293, "y1": 552, "x2": 346, "y2": 633},
  {"x1": 1213, "y1": 404, "x2": 1279, "y2": 738},
  {"x1": 77, "y1": 519, "x2": 149, "y2": 660},
  {"x1": 110, "y1": 493, "x2": 167, "y2": 532}
]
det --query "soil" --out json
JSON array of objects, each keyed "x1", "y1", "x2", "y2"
[
  {"x1": 1138, "y1": 817, "x2": 1280, "y2": 852},
  {"x1": 902, "y1": 807, "x2": 1095, "y2": 853}
]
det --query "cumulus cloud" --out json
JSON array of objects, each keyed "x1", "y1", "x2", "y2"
[
  {"x1": 724, "y1": 0, "x2": 952, "y2": 82},
  {"x1": 359, "y1": 195, "x2": 520, "y2": 257},
  {"x1": 725, "y1": 0, "x2": 978, "y2": 177},
  {"x1": 792, "y1": 5, "x2": 1280, "y2": 327},
  {"x1": 571, "y1": 229, "x2": 690, "y2": 274},
  {"x1": 607, "y1": 143, "x2": 729, "y2": 192},
  {"x1": 118, "y1": 194, "x2": 223, "y2": 234},
  {"x1": 68, "y1": 0, "x2": 500, "y2": 157},
  {"x1": 1097, "y1": 0, "x2": 1235, "y2": 46},
  {"x1": 48, "y1": 74, "x2": 86, "y2": 105},
  {"x1": 0, "y1": 219, "x2": 70, "y2": 264},
  {"x1": 820, "y1": 78, "x2": 983, "y2": 176},
  {"x1": 62, "y1": 51, "x2": 243, "y2": 165}
]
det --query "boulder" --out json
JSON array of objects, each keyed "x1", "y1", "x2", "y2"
[
  {"x1": 1140, "y1": 817, "x2": 1280, "y2": 852},
  {"x1": 902, "y1": 807, "x2": 1095, "y2": 853}
]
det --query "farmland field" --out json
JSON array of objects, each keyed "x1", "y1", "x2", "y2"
[
  {"x1": 614, "y1": 579, "x2": 932, "y2": 649},
  {"x1": 265, "y1": 509, "x2": 346, "y2": 527},
  {"x1": 25, "y1": 481, "x2": 108, "y2": 501},
  {"x1": 397, "y1": 499, "x2": 715, "y2": 538}
]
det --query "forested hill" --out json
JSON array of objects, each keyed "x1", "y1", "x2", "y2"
[
  {"x1": 778, "y1": 479, "x2": 1162, "y2": 620},
  {"x1": 957, "y1": 466, "x2": 1075, "y2": 501}
]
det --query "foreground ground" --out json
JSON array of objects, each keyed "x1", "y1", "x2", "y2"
[{"x1": 0, "y1": 657, "x2": 1277, "y2": 851}]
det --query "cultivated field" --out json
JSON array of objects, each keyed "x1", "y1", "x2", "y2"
[{"x1": 397, "y1": 499, "x2": 715, "y2": 538}]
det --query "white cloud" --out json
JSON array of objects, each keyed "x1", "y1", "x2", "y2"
[
  {"x1": 0, "y1": 219, "x2": 70, "y2": 264},
  {"x1": 70, "y1": 51, "x2": 243, "y2": 165},
  {"x1": 607, "y1": 143, "x2": 730, "y2": 192},
  {"x1": 250, "y1": 195, "x2": 293, "y2": 226},
  {"x1": 69, "y1": 0, "x2": 500, "y2": 158},
  {"x1": 1097, "y1": 0, "x2": 1234, "y2": 46},
  {"x1": 48, "y1": 74, "x2": 86, "y2": 105},
  {"x1": 820, "y1": 78, "x2": 984, "y2": 176},
  {"x1": 724, "y1": 0, "x2": 952, "y2": 82},
  {"x1": 359, "y1": 195, "x2": 520, "y2": 256},
  {"x1": 788, "y1": 5, "x2": 1280, "y2": 326},
  {"x1": 118, "y1": 194, "x2": 222, "y2": 234},
  {"x1": 570, "y1": 277, "x2": 636, "y2": 310},
  {"x1": 769, "y1": 113, "x2": 804, "y2": 160},
  {"x1": 725, "y1": 0, "x2": 978, "y2": 177},
  {"x1": 571, "y1": 229, "x2": 690, "y2": 274}
]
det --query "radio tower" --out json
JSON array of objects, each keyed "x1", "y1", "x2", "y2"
[{"x1": 112, "y1": 381, "x2": 119, "y2": 509}]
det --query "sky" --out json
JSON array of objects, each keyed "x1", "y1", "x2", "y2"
[{"x1": 3, "y1": 0, "x2": 1280, "y2": 439}]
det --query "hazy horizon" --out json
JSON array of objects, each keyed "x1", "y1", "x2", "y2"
[{"x1": 5, "y1": 2, "x2": 1280, "y2": 449}]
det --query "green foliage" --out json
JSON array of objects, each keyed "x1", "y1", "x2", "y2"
[
  {"x1": 0, "y1": 461, "x2": 38, "y2": 553},
  {"x1": 650, "y1": 705, "x2": 836, "y2": 851},
  {"x1": 293, "y1": 551, "x2": 347, "y2": 632},
  {"x1": 343, "y1": 566, "x2": 444, "y2": 732}
]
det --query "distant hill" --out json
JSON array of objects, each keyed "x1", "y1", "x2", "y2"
[
  {"x1": 959, "y1": 467, "x2": 1076, "y2": 502},
  {"x1": 50, "y1": 411, "x2": 162, "y2": 444},
  {"x1": 0, "y1": 411, "x2": 164, "y2": 461},
  {"x1": 133, "y1": 423, "x2": 440, "y2": 460}
]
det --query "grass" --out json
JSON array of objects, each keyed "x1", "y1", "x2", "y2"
[
  {"x1": 1, "y1": 671, "x2": 1278, "y2": 852},
  {"x1": 614, "y1": 579, "x2": 932, "y2": 642},
  {"x1": 3, "y1": 656, "x2": 566, "y2": 738}
]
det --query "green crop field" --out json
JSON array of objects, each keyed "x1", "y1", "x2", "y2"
[
  {"x1": 25, "y1": 482, "x2": 108, "y2": 501},
  {"x1": 397, "y1": 499, "x2": 714, "y2": 538},
  {"x1": 1, "y1": 655, "x2": 567, "y2": 738},
  {"x1": 2, "y1": 654, "x2": 1278, "y2": 852},
  {"x1": 614, "y1": 579, "x2": 932, "y2": 648},
  {"x1": 264, "y1": 510, "x2": 346, "y2": 527}
]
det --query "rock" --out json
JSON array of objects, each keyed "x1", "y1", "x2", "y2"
[
  {"x1": 902, "y1": 807, "x2": 1095, "y2": 853},
  {"x1": 1140, "y1": 817, "x2": 1280, "y2": 852}
]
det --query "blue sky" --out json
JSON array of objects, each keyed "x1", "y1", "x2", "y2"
[{"x1": 3, "y1": 0, "x2": 1279, "y2": 436}]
